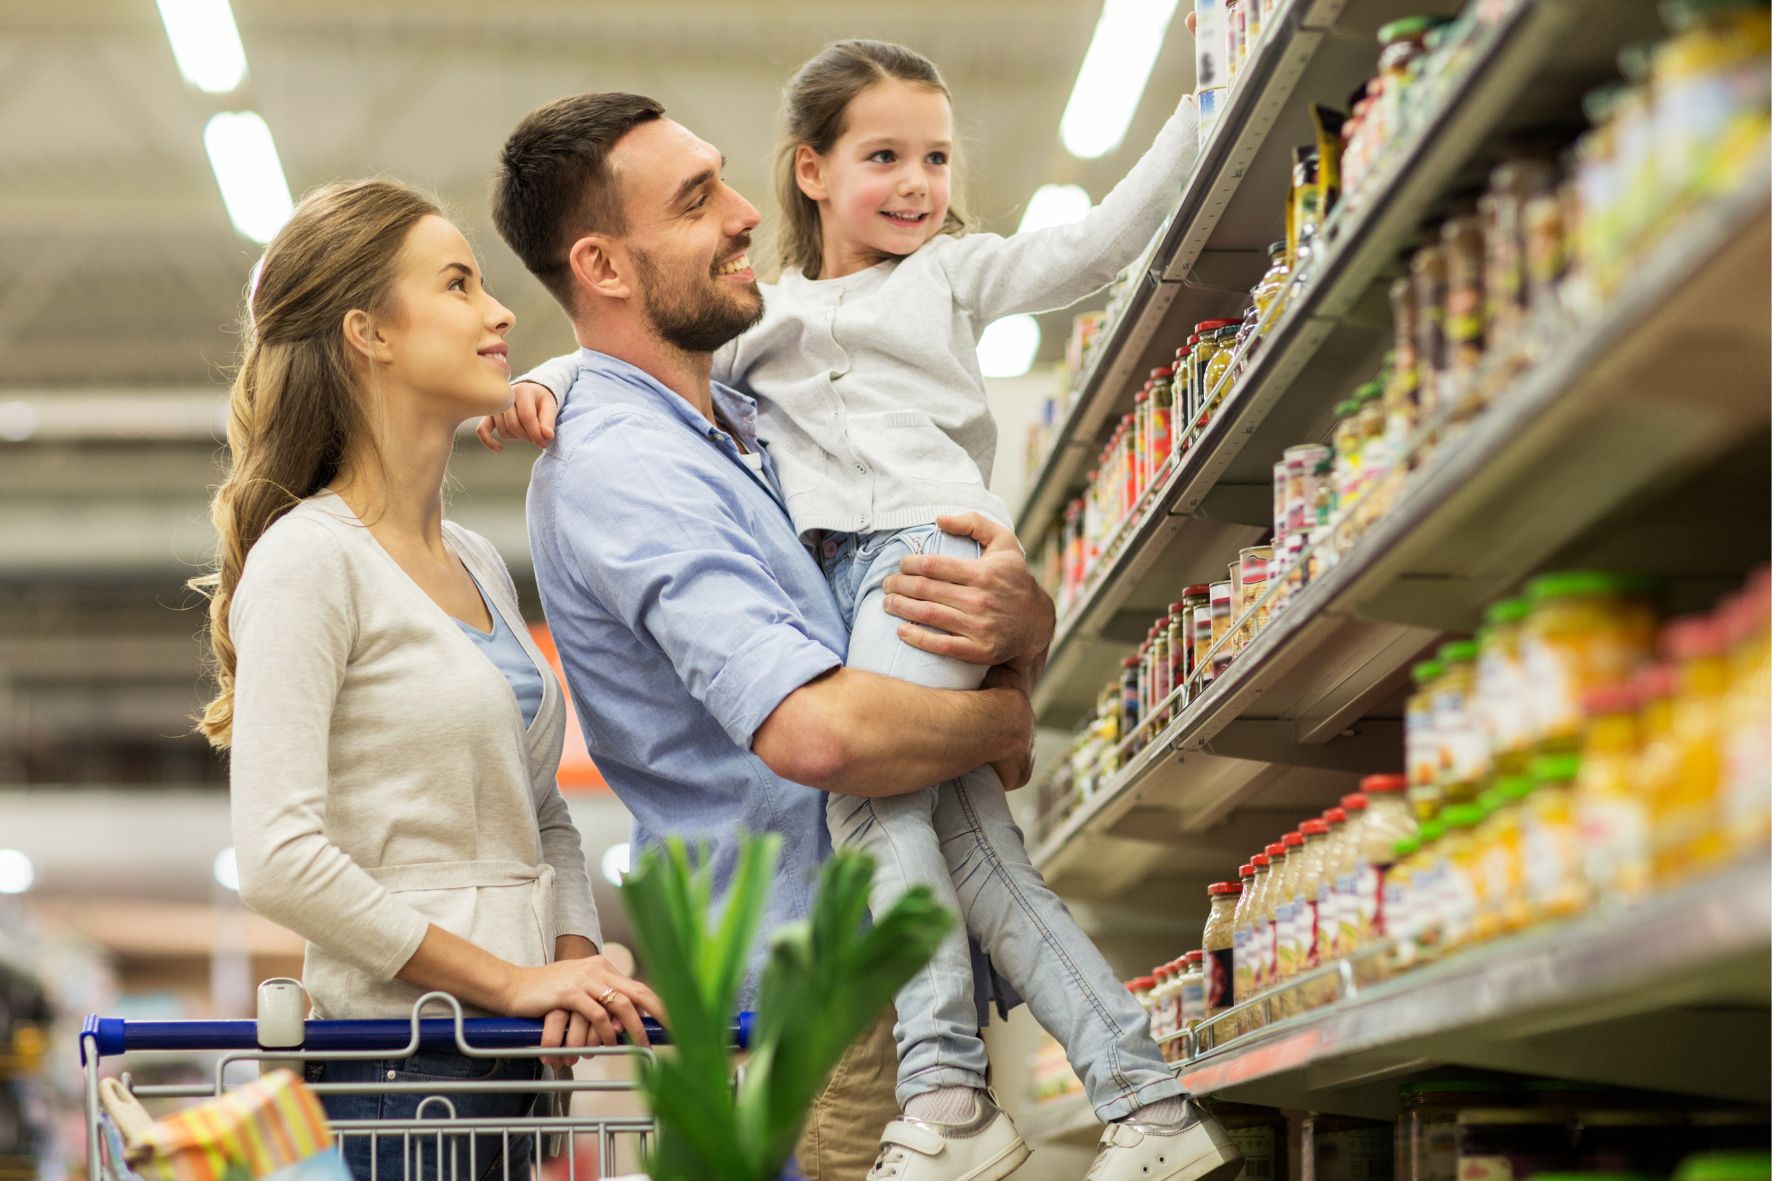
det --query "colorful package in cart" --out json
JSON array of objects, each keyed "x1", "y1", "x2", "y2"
[{"x1": 127, "y1": 1070, "x2": 342, "y2": 1181}]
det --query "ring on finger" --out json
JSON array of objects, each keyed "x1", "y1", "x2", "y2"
[{"x1": 598, "y1": 987, "x2": 620, "y2": 1007}]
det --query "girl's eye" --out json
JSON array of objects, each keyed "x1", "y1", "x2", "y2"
[
  {"x1": 870, "y1": 149, "x2": 896, "y2": 164},
  {"x1": 927, "y1": 152, "x2": 948, "y2": 166}
]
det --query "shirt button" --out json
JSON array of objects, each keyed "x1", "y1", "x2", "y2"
[{"x1": 854, "y1": 463, "x2": 867, "y2": 473}]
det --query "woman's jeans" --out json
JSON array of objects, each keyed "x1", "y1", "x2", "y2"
[
  {"x1": 818, "y1": 524, "x2": 1182, "y2": 1121},
  {"x1": 306, "y1": 1051, "x2": 544, "y2": 1181}
]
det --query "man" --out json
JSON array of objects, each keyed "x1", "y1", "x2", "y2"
[{"x1": 487, "y1": 92, "x2": 1053, "y2": 1181}]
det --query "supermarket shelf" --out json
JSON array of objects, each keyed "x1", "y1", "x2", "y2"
[
  {"x1": 1013, "y1": 0, "x2": 1459, "y2": 543},
  {"x1": 1177, "y1": 857, "x2": 1772, "y2": 1118},
  {"x1": 1026, "y1": 858, "x2": 1772, "y2": 1147},
  {"x1": 1030, "y1": 0, "x2": 1674, "y2": 725},
  {"x1": 1030, "y1": 160, "x2": 1772, "y2": 894}
]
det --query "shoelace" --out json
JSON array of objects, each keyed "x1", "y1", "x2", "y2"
[{"x1": 868, "y1": 1143, "x2": 908, "y2": 1181}]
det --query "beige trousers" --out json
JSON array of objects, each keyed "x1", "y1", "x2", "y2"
[{"x1": 793, "y1": 1007, "x2": 901, "y2": 1181}]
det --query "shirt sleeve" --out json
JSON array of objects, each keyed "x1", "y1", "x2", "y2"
[
  {"x1": 936, "y1": 95, "x2": 1201, "y2": 324},
  {"x1": 553, "y1": 413, "x2": 845, "y2": 750},
  {"x1": 227, "y1": 521, "x2": 432, "y2": 981},
  {"x1": 451, "y1": 527, "x2": 603, "y2": 948},
  {"x1": 514, "y1": 351, "x2": 582, "y2": 403}
]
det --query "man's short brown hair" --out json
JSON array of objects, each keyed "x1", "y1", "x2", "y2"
[{"x1": 492, "y1": 92, "x2": 665, "y2": 310}]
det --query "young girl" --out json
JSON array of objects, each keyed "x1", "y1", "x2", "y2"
[{"x1": 495, "y1": 40, "x2": 1238, "y2": 1181}]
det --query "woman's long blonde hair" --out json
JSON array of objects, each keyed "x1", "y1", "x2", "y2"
[
  {"x1": 773, "y1": 39, "x2": 970, "y2": 279},
  {"x1": 192, "y1": 179, "x2": 439, "y2": 748}
]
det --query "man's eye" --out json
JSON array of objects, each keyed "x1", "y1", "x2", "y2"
[{"x1": 690, "y1": 193, "x2": 709, "y2": 211}]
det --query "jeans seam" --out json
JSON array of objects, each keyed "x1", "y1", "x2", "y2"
[{"x1": 952, "y1": 780, "x2": 1140, "y2": 1106}]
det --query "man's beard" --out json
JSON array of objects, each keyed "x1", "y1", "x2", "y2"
[{"x1": 632, "y1": 246, "x2": 764, "y2": 354}]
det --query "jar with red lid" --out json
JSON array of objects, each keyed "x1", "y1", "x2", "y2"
[
  {"x1": 1350, "y1": 773, "x2": 1415, "y2": 955},
  {"x1": 1202, "y1": 880, "x2": 1243, "y2": 1024}
]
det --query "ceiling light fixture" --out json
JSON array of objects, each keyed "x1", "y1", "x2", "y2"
[
  {"x1": 0, "y1": 850, "x2": 34, "y2": 895},
  {"x1": 1017, "y1": 184, "x2": 1094, "y2": 234},
  {"x1": 601, "y1": 842, "x2": 631, "y2": 887},
  {"x1": 155, "y1": 0, "x2": 248, "y2": 94},
  {"x1": 978, "y1": 315, "x2": 1042, "y2": 379},
  {"x1": 1059, "y1": 0, "x2": 1181, "y2": 160},
  {"x1": 204, "y1": 112, "x2": 294, "y2": 245},
  {"x1": 213, "y1": 847, "x2": 240, "y2": 892}
]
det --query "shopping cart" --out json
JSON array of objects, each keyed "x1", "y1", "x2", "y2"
[{"x1": 80, "y1": 991, "x2": 755, "y2": 1181}]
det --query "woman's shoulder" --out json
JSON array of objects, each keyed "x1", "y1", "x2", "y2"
[
  {"x1": 441, "y1": 520, "x2": 509, "y2": 582},
  {"x1": 238, "y1": 497, "x2": 361, "y2": 594}
]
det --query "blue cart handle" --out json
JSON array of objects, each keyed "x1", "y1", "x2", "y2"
[{"x1": 81, "y1": 1012, "x2": 753, "y2": 1063}]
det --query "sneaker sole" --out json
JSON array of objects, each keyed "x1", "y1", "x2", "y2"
[{"x1": 957, "y1": 1135, "x2": 1031, "y2": 1181}]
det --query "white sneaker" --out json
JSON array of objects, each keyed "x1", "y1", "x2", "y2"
[
  {"x1": 865, "y1": 1093, "x2": 1030, "y2": 1181},
  {"x1": 1085, "y1": 1101, "x2": 1243, "y2": 1181}
]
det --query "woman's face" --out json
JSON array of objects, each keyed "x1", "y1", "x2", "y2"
[{"x1": 371, "y1": 214, "x2": 517, "y2": 423}]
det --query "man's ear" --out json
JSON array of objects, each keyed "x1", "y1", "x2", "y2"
[
  {"x1": 569, "y1": 234, "x2": 631, "y2": 304},
  {"x1": 340, "y1": 308, "x2": 392, "y2": 365},
  {"x1": 794, "y1": 144, "x2": 828, "y2": 203}
]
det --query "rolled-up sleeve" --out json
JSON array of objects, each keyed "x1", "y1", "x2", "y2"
[{"x1": 555, "y1": 413, "x2": 844, "y2": 750}]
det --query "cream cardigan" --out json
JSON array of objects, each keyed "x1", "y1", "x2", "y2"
[{"x1": 227, "y1": 492, "x2": 599, "y2": 1019}]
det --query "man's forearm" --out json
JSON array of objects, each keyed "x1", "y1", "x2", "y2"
[{"x1": 754, "y1": 667, "x2": 1028, "y2": 797}]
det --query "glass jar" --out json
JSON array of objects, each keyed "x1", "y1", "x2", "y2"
[
  {"x1": 1653, "y1": 0, "x2": 1772, "y2": 204},
  {"x1": 1485, "y1": 158, "x2": 1559, "y2": 363},
  {"x1": 1320, "y1": 801, "x2": 1359, "y2": 964},
  {"x1": 1252, "y1": 239, "x2": 1293, "y2": 329},
  {"x1": 1149, "y1": 626, "x2": 1172, "y2": 729},
  {"x1": 1193, "y1": 598, "x2": 1218, "y2": 690},
  {"x1": 1118, "y1": 655, "x2": 1141, "y2": 747},
  {"x1": 1257, "y1": 840, "x2": 1287, "y2": 1005},
  {"x1": 1436, "y1": 640, "x2": 1485, "y2": 803},
  {"x1": 1635, "y1": 662, "x2": 1682, "y2": 885},
  {"x1": 1411, "y1": 242, "x2": 1449, "y2": 430},
  {"x1": 1178, "y1": 338, "x2": 1200, "y2": 431},
  {"x1": 1132, "y1": 388, "x2": 1151, "y2": 505},
  {"x1": 1524, "y1": 190, "x2": 1569, "y2": 324},
  {"x1": 1377, "y1": 16, "x2": 1440, "y2": 149},
  {"x1": 1576, "y1": 683, "x2": 1650, "y2": 903},
  {"x1": 1474, "y1": 777, "x2": 1532, "y2": 941},
  {"x1": 1118, "y1": 411, "x2": 1139, "y2": 525},
  {"x1": 1179, "y1": 584, "x2": 1210, "y2": 684},
  {"x1": 1455, "y1": 1109, "x2": 1576, "y2": 1180},
  {"x1": 1180, "y1": 949, "x2": 1206, "y2": 1032},
  {"x1": 1203, "y1": 325, "x2": 1241, "y2": 420},
  {"x1": 1407, "y1": 660, "x2": 1445, "y2": 818},
  {"x1": 1203, "y1": 880, "x2": 1241, "y2": 1024},
  {"x1": 1523, "y1": 752, "x2": 1586, "y2": 923},
  {"x1": 1437, "y1": 802, "x2": 1486, "y2": 952},
  {"x1": 1441, "y1": 212, "x2": 1487, "y2": 420},
  {"x1": 1209, "y1": 580, "x2": 1236, "y2": 677},
  {"x1": 1658, "y1": 616, "x2": 1731, "y2": 879},
  {"x1": 1304, "y1": 1113, "x2": 1394, "y2": 1181},
  {"x1": 1388, "y1": 276, "x2": 1421, "y2": 447},
  {"x1": 1235, "y1": 854, "x2": 1269, "y2": 1035},
  {"x1": 1521, "y1": 571, "x2": 1660, "y2": 754},
  {"x1": 1290, "y1": 821, "x2": 1331, "y2": 1009},
  {"x1": 1273, "y1": 830, "x2": 1306, "y2": 1004},
  {"x1": 1385, "y1": 834, "x2": 1421, "y2": 975},
  {"x1": 1190, "y1": 320, "x2": 1237, "y2": 436},
  {"x1": 1207, "y1": 1100, "x2": 1290, "y2": 1181},
  {"x1": 1722, "y1": 570, "x2": 1772, "y2": 859},
  {"x1": 1411, "y1": 819, "x2": 1448, "y2": 961},
  {"x1": 1150, "y1": 365, "x2": 1177, "y2": 480},
  {"x1": 1285, "y1": 443, "x2": 1332, "y2": 540},
  {"x1": 1239, "y1": 545, "x2": 1274, "y2": 645},
  {"x1": 1478, "y1": 598, "x2": 1535, "y2": 778},
  {"x1": 1331, "y1": 397, "x2": 1365, "y2": 517},
  {"x1": 1229, "y1": 861, "x2": 1256, "y2": 1034},
  {"x1": 1396, "y1": 1079, "x2": 1510, "y2": 1181},
  {"x1": 1352, "y1": 774, "x2": 1416, "y2": 952}
]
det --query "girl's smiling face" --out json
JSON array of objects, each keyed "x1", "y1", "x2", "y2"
[{"x1": 795, "y1": 79, "x2": 954, "y2": 279}]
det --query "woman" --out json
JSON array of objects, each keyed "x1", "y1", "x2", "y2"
[{"x1": 194, "y1": 178, "x2": 662, "y2": 1180}]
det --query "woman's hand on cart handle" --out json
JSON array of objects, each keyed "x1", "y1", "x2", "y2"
[{"x1": 501, "y1": 954, "x2": 667, "y2": 1052}]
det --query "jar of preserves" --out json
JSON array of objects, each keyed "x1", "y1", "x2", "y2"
[
  {"x1": 1657, "y1": 616, "x2": 1731, "y2": 879},
  {"x1": 1229, "y1": 861, "x2": 1257, "y2": 1035},
  {"x1": 1147, "y1": 961, "x2": 1174, "y2": 1054},
  {"x1": 1177, "y1": 338, "x2": 1200, "y2": 430},
  {"x1": 1273, "y1": 830, "x2": 1307, "y2": 1003},
  {"x1": 1485, "y1": 158, "x2": 1559, "y2": 362},
  {"x1": 1290, "y1": 820, "x2": 1331, "y2": 1007},
  {"x1": 1180, "y1": 949, "x2": 1206, "y2": 1033},
  {"x1": 1434, "y1": 640, "x2": 1484, "y2": 804},
  {"x1": 1150, "y1": 365, "x2": 1177, "y2": 480},
  {"x1": 1722, "y1": 570, "x2": 1772, "y2": 858},
  {"x1": 1576, "y1": 683, "x2": 1650, "y2": 902},
  {"x1": 1441, "y1": 212, "x2": 1487, "y2": 419},
  {"x1": 1118, "y1": 655, "x2": 1141, "y2": 745},
  {"x1": 1132, "y1": 388, "x2": 1151, "y2": 505},
  {"x1": 1190, "y1": 320, "x2": 1238, "y2": 434},
  {"x1": 1351, "y1": 774, "x2": 1416, "y2": 953},
  {"x1": 1257, "y1": 840, "x2": 1288, "y2": 1004},
  {"x1": 1653, "y1": 0, "x2": 1772, "y2": 205},
  {"x1": 1474, "y1": 776, "x2": 1533, "y2": 940},
  {"x1": 1193, "y1": 599, "x2": 1218, "y2": 690},
  {"x1": 1436, "y1": 803, "x2": 1485, "y2": 951},
  {"x1": 1395, "y1": 1079, "x2": 1510, "y2": 1181},
  {"x1": 1478, "y1": 598, "x2": 1535, "y2": 777},
  {"x1": 1385, "y1": 834, "x2": 1422, "y2": 974},
  {"x1": 1209, "y1": 580, "x2": 1236, "y2": 677},
  {"x1": 1407, "y1": 660, "x2": 1445, "y2": 818},
  {"x1": 1320, "y1": 801, "x2": 1359, "y2": 964},
  {"x1": 1203, "y1": 325, "x2": 1242, "y2": 420},
  {"x1": 1149, "y1": 626, "x2": 1172, "y2": 728},
  {"x1": 1388, "y1": 275, "x2": 1421, "y2": 447},
  {"x1": 1376, "y1": 16, "x2": 1442, "y2": 149},
  {"x1": 1411, "y1": 818, "x2": 1448, "y2": 960},
  {"x1": 1203, "y1": 880, "x2": 1241, "y2": 1026},
  {"x1": 1521, "y1": 571, "x2": 1660, "y2": 753},
  {"x1": 1178, "y1": 583, "x2": 1210, "y2": 683},
  {"x1": 1331, "y1": 398, "x2": 1366, "y2": 516},
  {"x1": 1235, "y1": 853, "x2": 1271, "y2": 1033},
  {"x1": 1523, "y1": 751, "x2": 1586, "y2": 922},
  {"x1": 1411, "y1": 242, "x2": 1449, "y2": 429},
  {"x1": 1239, "y1": 545, "x2": 1274, "y2": 643}
]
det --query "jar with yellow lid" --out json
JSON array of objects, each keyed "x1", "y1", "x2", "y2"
[
  {"x1": 1657, "y1": 616, "x2": 1731, "y2": 880},
  {"x1": 1432, "y1": 640, "x2": 1484, "y2": 806},
  {"x1": 1478, "y1": 598, "x2": 1535, "y2": 777},
  {"x1": 1576, "y1": 682, "x2": 1651, "y2": 904},
  {"x1": 1407, "y1": 660, "x2": 1445, "y2": 819},
  {"x1": 1436, "y1": 803, "x2": 1485, "y2": 952},
  {"x1": 1522, "y1": 752, "x2": 1586, "y2": 923},
  {"x1": 1521, "y1": 571, "x2": 1659, "y2": 754}
]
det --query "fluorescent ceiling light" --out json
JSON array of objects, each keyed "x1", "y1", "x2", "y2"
[
  {"x1": 0, "y1": 850, "x2": 34, "y2": 895},
  {"x1": 156, "y1": 0, "x2": 248, "y2": 93},
  {"x1": 204, "y1": 112, "x2": 294, "y2": 245},
  {"x1": 601, "y1": 842, "x2": 631, "y2": 887},
  {"x1": 1018, "y1": 184, "x2": 1093, "y2": 234},
  {"x1": 1060, "y1": 0, "x2": 1181, "y2": 159},
  {"x1": 978, "y1": 315, "x2": 1042, "y2": 379},
  {"x1": 213, "y1": 847, "x2": 240, "y2": 892}
]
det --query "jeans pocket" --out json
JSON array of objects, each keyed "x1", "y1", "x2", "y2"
[{"x1": 390, "y1": 1051, "x2": 508, "y2": 1084}]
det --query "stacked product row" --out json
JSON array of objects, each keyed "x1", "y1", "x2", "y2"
[
  {"x1": 1026, "y1": 0, "x2": 1768, "y2": 628},
  {"x1": 1120, "y1": 565, "x2": 1769, "y2": 1050}
]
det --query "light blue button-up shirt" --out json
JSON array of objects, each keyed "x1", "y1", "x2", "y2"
[{"x1": 526, "y1": 349, "x2": 846, "y2": 1003}]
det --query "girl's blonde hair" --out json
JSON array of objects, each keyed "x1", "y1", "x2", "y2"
[
  {"x1": 773, "y1": 39, "x2": 970, "y2": 278},
  {"x1": 191, "y1": 178, "x2": 438, "y2": 747}
]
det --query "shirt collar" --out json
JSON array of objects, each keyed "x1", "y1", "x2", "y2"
[{"x1": 573, "y1": 346, "x2": 762, "y2": 452}]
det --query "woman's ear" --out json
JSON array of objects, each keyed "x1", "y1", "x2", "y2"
[
  {"x1": 340, "y1": 308, "x2": 390, "y2": 365},
  {"x1": 794, "y1": 144, "x2": 828, "y2": 203}
]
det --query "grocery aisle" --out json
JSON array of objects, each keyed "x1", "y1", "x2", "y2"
[{"x1": 1012, "y1": 0, "x2": 1770, "y2": 1175}]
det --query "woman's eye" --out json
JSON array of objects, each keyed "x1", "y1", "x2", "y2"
[{"x1": 449, "y1": 277, "x2": 468, "y2": 292}]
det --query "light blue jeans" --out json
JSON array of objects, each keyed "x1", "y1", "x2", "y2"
[{"x1": 818, "y1": 523, "x2": 1182, "y2": 1121}]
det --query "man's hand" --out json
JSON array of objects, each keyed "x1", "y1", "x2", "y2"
[
  {"x1": 881, "y1": 513, "x2": 1055, "y2": 668},
  {"x1": 982, "y1": 660, "x2": 1037, "y2": 790},
  {"x1": 476, "y1": 381, "x2": 559, "y2": 453}
]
